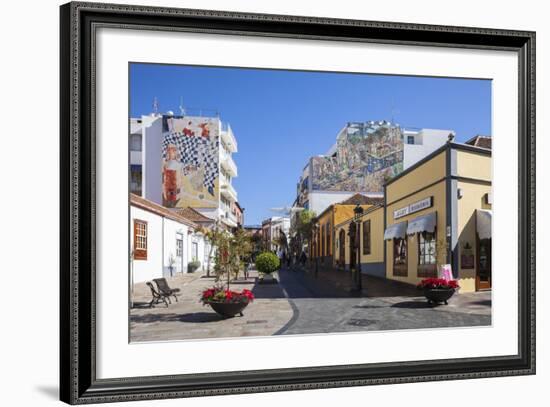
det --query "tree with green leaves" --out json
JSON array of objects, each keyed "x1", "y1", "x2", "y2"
[
  {"x1": 210, "y1": 228, "x2": 253, "y2": 290},
  {"x1": 291, "y1": 209, "x2": 316, "y2": 253}
]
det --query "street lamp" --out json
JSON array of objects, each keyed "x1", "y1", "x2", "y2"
[{"x1": 352, "y1": 204, "x2": 364, "y2": 293}]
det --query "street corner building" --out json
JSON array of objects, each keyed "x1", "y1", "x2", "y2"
[
  {"x1": 383, "y1": 140, "x2": 492, "y2": 292},
  {"x1": 130, "y1": 193, "x2": 209, "y2": 283}
]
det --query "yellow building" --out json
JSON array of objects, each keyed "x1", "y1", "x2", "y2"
[
  {"x1": 310, "y1": 194, "x2": 383, "y2": 271},
  {"x1": 384, "y1": 142, "x2": 491, "y2": 292},
  {"x1": 334, "y1": 205, "x2": 385, "y2": 277}
]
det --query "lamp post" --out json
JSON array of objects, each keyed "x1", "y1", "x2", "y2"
[{"x1": 352, "y1": 204, "x2": 364, "y2": 293}]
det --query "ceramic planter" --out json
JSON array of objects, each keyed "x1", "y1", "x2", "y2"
[
  {"x1": 207, "y1": 301, "x2": 250, "y2": 318},
  {"x1": 423, "y1": 287, "x2": 456, "y2": 305}
]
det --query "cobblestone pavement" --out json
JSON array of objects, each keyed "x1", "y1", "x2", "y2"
[
  {"x1": 130, "y1": 267, "x2": 491, "y2": 342},
  {"x1": 276, "y1": 268, "x2": 491, "y2": 335}
]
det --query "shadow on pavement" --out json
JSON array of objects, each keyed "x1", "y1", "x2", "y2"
[
  {"x1": 131, "y1": 301, "x2": 153, "y2": 309},
  {"x1": 468, "y1": 299, "x2": 492, "y2": 307},
  {"x1": 352, "y1": 304, "x2": 386, "y2": 309},
  {"x1": 391, "y1": 301, "x2": 434, "y2": 309},
  {"x1": 131, "y1": 312, "x2": 223, "y2": 324}
]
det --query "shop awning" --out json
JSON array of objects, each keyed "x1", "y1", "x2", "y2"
[
  {"x1": 384, "y1": 221, "x2": 407, "y2": 240},
  {"x1": 406, "y1": 212, "x2": 437, "y2": 235},
  {"x1": 476, "y1": 209, "x2": 492, "y2": 240}
]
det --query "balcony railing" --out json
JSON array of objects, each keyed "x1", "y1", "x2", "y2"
[
  {"x1": 220, "y1": 180, "x2": 238, "y2": 202},
  {"x1": 220, "y1": 150, "x2": 238, "y2": 177},
  {"x1": 220, "y1": 123, "x2": 238, "y2": 153}
]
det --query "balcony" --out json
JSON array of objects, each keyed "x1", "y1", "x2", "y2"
[
  {"x1": 220, "y1": 180, "x2": 238, "y2": 202},
  {"x1": 220, "y1": 123, "x2": 238, "y2": 153},
  {"x1": 220, "y1": 210, "x2": 238, "y2": 228},
  {"x1": 220, "y1": 149, "x2": 238, "y2": 177}
]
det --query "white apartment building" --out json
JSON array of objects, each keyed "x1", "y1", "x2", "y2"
[
  {"x1": 130, "y1": 112, "x2": 239, "y2": 230},
  {"x1": 261, "y1": 216, "x2": 291, "y2": 253}
]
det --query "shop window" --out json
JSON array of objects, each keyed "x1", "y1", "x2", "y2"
[
  {"x1": 418, "y1": 231, "x2": 437, "y2": 277},
  {"x1": 363, "y1": 220, "x2": 371, "y2": 255},
  {"x1": 133, "y1": 219, "x2": 147, "y2": 260},
  {"x1": 393, "y1": 238, "x2": 407, "y2": 276}
]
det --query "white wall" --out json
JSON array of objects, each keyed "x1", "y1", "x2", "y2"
[
  {"x1": 130, "y1": 206, "x2": 164, "y2": 283},
  {"x1": 309, "y1": 191, "x2": 356, "y2": 215},
  {"x1": 0, "y1": 1, "x2": 546, "y2": 407},
  {"x1": 142, "y1": 115, "x2": 164, "y2": 205},
  {"x1": 163, "y1": 217, "x2": 190, "y2": 275},
  {"x1": 403, "y1": 129, "x2": 449, "y2": 169},
  {"x1": 309, "y1": 191, "x2": 383, "y2": 215}
]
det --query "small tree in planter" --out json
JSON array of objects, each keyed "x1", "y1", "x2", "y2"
[
  {"x1": 255, "y1": 251, "x2": 280, "y2": 283},
  {"x1": 200, "y1": 229, "x2": 255, "y2": 318}
]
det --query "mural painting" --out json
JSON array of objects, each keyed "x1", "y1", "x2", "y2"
[
  {"x1": 162, "y1": 117, "x2": 219, "y2": 208},
  {"x1": 311, "y1": 122, "x2": 404, "y2": 193}
]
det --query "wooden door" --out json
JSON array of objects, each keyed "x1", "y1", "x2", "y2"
[{"x1": 476, "y1": 238, "x2": 492, "y2": 290}]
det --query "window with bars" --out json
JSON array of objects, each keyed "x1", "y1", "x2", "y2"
[
  {"x1": 176, "y1": 236, "x2": 183, "y2": 257},
  {"x1": 362, "y1": 220, "x2": 371, "y2": 255},
  {"x1": 418, "y1": 231, "x2": 436, "y2": 265},
  {"x1": 133, "y1": 219, "x2": 147, "y2": 260}
]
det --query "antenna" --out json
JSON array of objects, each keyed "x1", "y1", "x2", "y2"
[
  {"x1": 179, "y1": 96, "x2": 185, "y2": 116},
  {"x1": 152, "y1": 96, "x2": 159, "y2": 116}
]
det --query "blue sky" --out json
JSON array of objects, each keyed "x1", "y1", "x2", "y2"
[{"x1": 130, "y1": 63, "x2": 491, "y2": 226}]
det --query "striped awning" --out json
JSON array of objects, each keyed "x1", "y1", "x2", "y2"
[
  {"x1": 476, "y1": 209, "x2": 492, "y2": 240},
  {"x1": 384, "y1": 221, "x2": 407, "y2": 240},
  {"x1": 407, "y1": 212, "x2": 437, "y2": 235}
]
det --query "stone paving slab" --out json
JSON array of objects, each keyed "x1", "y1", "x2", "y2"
[
  {"x1": 130, "y1": 267, "x2": 491, "y2": 342},
  {"x1": 130, "y1": 270, "x2": 294, "y2": 342}
]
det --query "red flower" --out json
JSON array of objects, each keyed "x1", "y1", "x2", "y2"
[{"x1": 417, "y1": 278, "x2": 460, "y2": 289}]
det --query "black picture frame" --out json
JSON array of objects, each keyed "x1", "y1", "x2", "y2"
[{"x1": 60, "y1": 2, "x2": 536, "y2": 404}]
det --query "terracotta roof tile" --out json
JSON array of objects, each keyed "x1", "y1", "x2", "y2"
[
  {"x1": 174, "y1": 207, "x2": 215, "y2": 224},
  {"x1": 465, "y1": 135, "x2": 492, "y2": 149},
  {"x1": 339, "y1": 193, "x2": 384, "y2": 206},
  {"x1": 130, "y1": 194, "x2": 198, "y2": 228}
]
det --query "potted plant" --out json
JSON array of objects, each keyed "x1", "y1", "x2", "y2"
[
  {"x1": 200, "y1": 287, "x2": 254, "y2": 318},
  {"x1": 200, "y1": 228, "x2": 254, "y2": 317},
  {"x1": 255, "y1": 251, "x2": 280, "y2": 283},
  {"x1": 187, "y1": 260, "x2": 201, "y2": 273},
  {"x1": 417, "y1": 278, "x2": 460, "y2": 305}
]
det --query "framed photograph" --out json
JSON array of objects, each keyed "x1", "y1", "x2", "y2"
[{"x1": 60, "y1": 1, "x2": 535, "y2": 404}]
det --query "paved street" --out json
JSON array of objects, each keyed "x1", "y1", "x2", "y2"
[{"x1": 130, "y1": 267, "x2": 491, "y2": 342}]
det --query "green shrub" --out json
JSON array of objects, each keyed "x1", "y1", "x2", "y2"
[
  {"x1": 187, "y1": 260, "x2": 201, "y2": 273},
  {"x1": 255, "y1": 252, "x2": 280, "y2": 275}
]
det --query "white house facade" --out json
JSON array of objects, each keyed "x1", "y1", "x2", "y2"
[{"x1": 130, "y1": 193, "x2": 208, "y2": 284}]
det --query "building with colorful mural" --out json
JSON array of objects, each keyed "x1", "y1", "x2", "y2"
[
  {"x1": 129, "y1": 112, "x2": 240, "y2": 229},
  {"x1": 295, "y1": 121, "x2": 452, "y2": 217}
]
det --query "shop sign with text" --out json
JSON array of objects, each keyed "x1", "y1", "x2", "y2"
[{"x1": 393, "y1": 196, "x2": 433, "y2": 219}]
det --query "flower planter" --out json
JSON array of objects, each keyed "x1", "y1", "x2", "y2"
[
  {"x1": 207, "y1": 301, "x2": 249, "y2": 318},
  {"x1": 423, "y1": 287, "x2": 456, "y2": 305}
]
